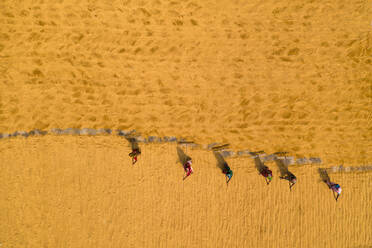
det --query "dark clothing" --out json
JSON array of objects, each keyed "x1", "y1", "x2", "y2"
[
  {"x1": 283, "y1": 173, "x2": 296, "y2": 181},
  {"x1": 129, "y1": 149, "x2": 141, "y2": 157},
  {"x1": 260, "y1": 168, "x2": 272, "y2": 178},
  {"x1": 223, "y1": 164, "x2": 233, "y2": 179},
  {"x1": 129, "y1": 148, "x2": 141, "y2": 164}
]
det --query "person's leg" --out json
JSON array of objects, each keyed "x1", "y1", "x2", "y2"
[
  {"x1": 335, "y1": 193, "x2": 340, "y2": 201},
  {"x1": 183, "y1": 167, "x2": 191, "y2": 180},
  {"x1": 265, "y1": 177, "x2": 269, "y2": 185},
  {"x1": 226, "y1": 174, "x2": 231, "y2": 184}
]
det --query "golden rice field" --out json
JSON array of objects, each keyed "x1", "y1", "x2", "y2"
[{"x1": 0, "y1": 0, "x2": 371, "y2": 247}]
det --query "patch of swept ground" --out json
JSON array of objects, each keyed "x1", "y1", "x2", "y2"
[{"x1": 0, "y1": 136, "x2": 371, "y2": 247}]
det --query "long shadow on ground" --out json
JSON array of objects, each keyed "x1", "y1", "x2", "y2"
[
  {"x1": 318, "y1": 168, "x2": 331, "y2": 184},
  {"x1": 275, "y1": 158, "x2": 297, "y2": 189},
  {"x1": 176, "y1": 146, "x2": 191, "y2": 167},
  {"x1": 125, "y1": 136, "x2": 140, "y2": 152},
  {"x1": 251, "y1": 153, "x2": 266, "y2": 173},
  {"x1": 275, "y1": 158, "x2": 295, "y2": 179},
  {"x1": 213, "y1": 151, "x2": 229, "y2": 172}
]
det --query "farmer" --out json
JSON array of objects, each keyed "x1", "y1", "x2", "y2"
[
  {"x1": 129, "y1": 148, "x2": 141, "y2": 165},
  {"x1": 183, "y1": 159, "x2": 194, "y2": 179},
  {"x1": 260, "y1": 166, "x2": 273, "y2": 185},
  {"x1": 222, "y1": 163, "x2": 233, "y2": 184},
  {"x1": 326, "y1": 181, "x2": 342, "y2": 201},
  {"x1": 280, "y1": 172, "x2": 297, "y2": 189}
]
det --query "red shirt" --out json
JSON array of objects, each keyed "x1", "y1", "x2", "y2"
[{"x1": 261, "y1": 169, "x2": 272, "y2": 178}]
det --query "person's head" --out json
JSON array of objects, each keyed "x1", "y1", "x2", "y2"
[
  {"x1": 291, "y1": 178, "x2": 297, "y2": 184},
  {"x1": 334, "y1": 184, "x2": 341, "y2": 194}
]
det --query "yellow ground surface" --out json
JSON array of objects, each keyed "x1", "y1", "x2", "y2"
[
  {"x1": 0, "y1": 0, "x2": 371, "y2": 247},
  {"x1": 0, "y1": 0, "x2": 371, "y2": 164},
  {"x1": 1, "y1": 136, "x2": 372, "y2": 248}
]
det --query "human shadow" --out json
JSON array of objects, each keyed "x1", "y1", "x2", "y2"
[
  {"x1": 252, "y1": 153, "x2": 266, "y2": 173},
  {"x1": 125, "y1": 136, "x2": 139, "y2": 150},
  {"x1": 213, "y1": 151, "x2": 233, "y2": 184},
  {"x1": 125, "y1": 136, "x2": 141, "y2": 165},
  {"x1": 176, "y1": 146, "x2": 191, "y2": 166},
  {"x1": 177, "y1": 146, "x2": 193, "y2": 180},
  {"x1": 318, "y1": 168, "x2": 330, "y2": 183},
  {"x1": 275, "y1": 158, "x2": 296, "y2": 190},
  {"x1": 213, "y1": 151, "x2": 228, "y2": 172}
]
